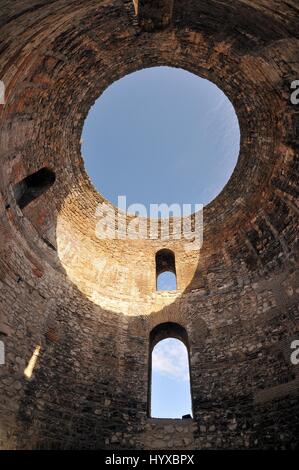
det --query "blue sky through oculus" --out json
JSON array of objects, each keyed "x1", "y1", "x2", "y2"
[{"x1": 82, "y1": 66, "x2": 240, "y2": 214}]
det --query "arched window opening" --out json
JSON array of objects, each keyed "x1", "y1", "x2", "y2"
[
  {"x1": 148, "y1": 322, "x2": 193, "y2": 419},
  {"x1": 14, "y1": 167, "x2": 56, "y2": 209},
  {"x1": 156, "y1": 249, "x2": 176, "y2": 291}
]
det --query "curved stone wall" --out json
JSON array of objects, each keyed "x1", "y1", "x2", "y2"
[{"x1": 0, "y1": 0, "x2": 298, "y2": 449}]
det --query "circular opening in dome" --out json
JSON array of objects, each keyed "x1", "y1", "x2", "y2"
[{"x1": 81, "y1": 66, "x2": 240, "y2": 216}]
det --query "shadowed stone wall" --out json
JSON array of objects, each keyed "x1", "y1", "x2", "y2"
[{"x1": 0, "y1": 0, "x2": 298, "y2": 450}]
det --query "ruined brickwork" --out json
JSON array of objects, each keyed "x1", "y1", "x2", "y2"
[{"x1": 0, "y1": 0, "x2": 298, "y2": 449}]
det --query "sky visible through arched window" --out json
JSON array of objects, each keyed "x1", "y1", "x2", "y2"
[
  {"x1": 82, "y1": 66, "x2": 240, "y2": 417},
  {"x1": 157, "y1": 271, "x2": 177, "y2": 291},
  {"x1": 151, "y1": 338, "x2": 192, "y2": 418}
]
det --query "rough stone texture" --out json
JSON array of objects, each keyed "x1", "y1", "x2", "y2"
[
  {"x1": 135, "y1": 0, "x2": 174, "y2": 31},
  {"x1": 0, "y1": 0, "x2": 298, "y2": 450}
]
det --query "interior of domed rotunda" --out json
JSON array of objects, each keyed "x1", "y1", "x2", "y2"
[{"x1": 0, "y1": 0, "x2": 298, "y2": 450}]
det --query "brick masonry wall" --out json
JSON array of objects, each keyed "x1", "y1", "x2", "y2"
[{"x1": 0, "y1": 0, "x2": 298, "y2": 449}]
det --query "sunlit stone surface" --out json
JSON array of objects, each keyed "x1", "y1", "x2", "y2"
[{"x1": 0, "y1": 0, "x2": 298, "y2": 450}]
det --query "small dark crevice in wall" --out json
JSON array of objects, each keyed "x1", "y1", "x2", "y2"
[
  {"x1": 42, "y1": 237, "x2": 57, "y2": 251},
  {"x1": 14, "y1": 168, "x2": 56, "y2": 209}
]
